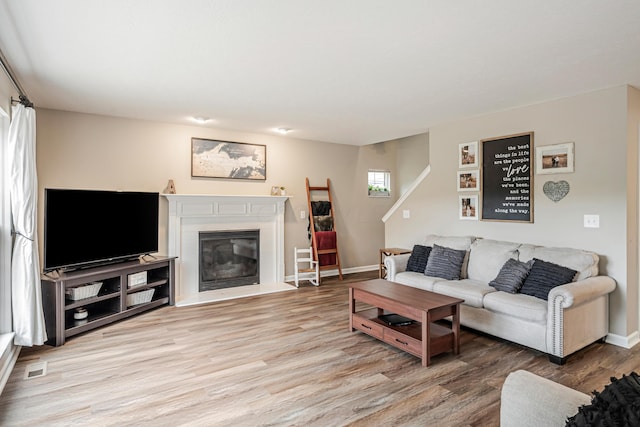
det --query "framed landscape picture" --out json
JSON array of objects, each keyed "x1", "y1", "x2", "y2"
[
  {"x1": 536, "y1": 142, "x2": 574, "y2": 175},
  {"x1": 191, "y1": 138, "x2": 266, "y2": 180}
]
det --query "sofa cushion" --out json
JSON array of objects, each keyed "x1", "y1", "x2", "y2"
[
  {"x1": 424, "y1": 244, "x2": 466, "y2": 280},
  {"x1": 489, "y1": 259, "x2": 533, "y2": 293},
  {"x1": 393, "y1": 272, "x2": 441, "y2": 291},
  {"x1": 406, "y1": 245, "x2": 432, "y2": 273},
  {"x1": 467, "y1": 239, "x2": 521, "y2": 283},
  {"x1": 433, "y1": 279, "x2": 495, "y2": 308},
  {"x1": 520, "y1": 259, "x2": 578, "y2": 300},
  {"x1": 423, "y1": 235, "x2": 475, "y2": 278},
  {"x1": 483, "y1": 291, "x2": 548, "y2": 323},
  {"x1": 423, "y1": 234, "x2": 474, "y2": 251},
  {"x1": 518, "y1": 244, "x2": 598, "y2": 281}
]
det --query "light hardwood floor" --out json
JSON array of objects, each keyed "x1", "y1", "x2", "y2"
[{"x1": 1, "y1": 271, "x2": 638, "y2": 426}]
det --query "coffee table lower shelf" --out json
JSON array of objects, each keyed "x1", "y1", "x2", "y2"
[{"x1": 352, "y1": 308, "x2": 454, "y2": 361}]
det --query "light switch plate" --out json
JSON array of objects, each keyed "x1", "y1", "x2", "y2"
[
  {"x1": 584, "y1": 214, "x2": 600, "y2": 228},
  {"x1": 402, "y1": 210, "x2": 410, "y2": 219}
]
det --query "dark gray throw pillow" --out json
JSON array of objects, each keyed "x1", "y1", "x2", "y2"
[
  {"x1": 489, "y1": 258, "x2": 532, "y2": 293},
  {"x1": 520, "y1": 258, "x2": 577, "y2": 300},
  {"x1": 424, "y1": 244, "x2": 466, "y2": 280},
  {"x1": 406, "y1": 245, "x2": 432, "y2": 273}
]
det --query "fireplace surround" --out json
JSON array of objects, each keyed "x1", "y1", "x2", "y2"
[{"x1": 164, "y1": 194, "x2": 289, "y2": 306}]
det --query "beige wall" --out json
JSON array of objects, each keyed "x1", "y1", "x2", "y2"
[
  {"x1": 391, "y1": 132, "x2": 429, "y2": 196},
  {"x1": 385, "y1": 86, "x2": 639, "y2": 341},
  {"x1": 35, "y1": 109, "x2": 405, "y2": 275}
]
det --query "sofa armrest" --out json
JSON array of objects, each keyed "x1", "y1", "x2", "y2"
[
  {"x1": 501, "y1": 370, "x2": 590, "y2": 427},
  {"x1": 546, "y1": 275, "x2": 615, "y2": 359},
  {"x1": 383, "y1": 253, "x2": 410, "y2": 281},
  {"x1": 548, "y1": 275, "x2": 616, "y2": 309}
]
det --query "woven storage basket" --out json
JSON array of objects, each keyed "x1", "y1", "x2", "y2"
[
  {"x1": 126, "y1": 288, "x2": 154, "y2": 307},
  {"x1": 66, "y1": 282, "x2": 102, "y2": 300}
]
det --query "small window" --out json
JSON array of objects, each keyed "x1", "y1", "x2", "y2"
[{"x1": 368, "y1": 170, "x2": 390, "y2": 197}]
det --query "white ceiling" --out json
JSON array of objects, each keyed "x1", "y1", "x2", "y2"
[{"x1": 1, "y1": 1, "x2": 639, "y2": 146}]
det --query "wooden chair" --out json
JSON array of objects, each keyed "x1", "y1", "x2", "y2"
[{"x1": 294, "y1": 246, "x2": 320, "y2": 287}]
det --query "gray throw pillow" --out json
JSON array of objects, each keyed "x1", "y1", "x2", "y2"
[
  {"x1": 489, "y1": 258, "x2": 533, "y2": 293},
  {"x1": 520, "y1": 258, "x2": 577, "y2": 300},
  {"x1": 406, "y1": 245, "x2": 432, "y2": 273},
  {"x1": 424, "y1": 244, "x2": 466, "y2": 280}
]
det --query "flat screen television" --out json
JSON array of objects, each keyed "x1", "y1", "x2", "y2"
[{"x1": 44, "y1": 188, "x2": 159, "y2": 272}]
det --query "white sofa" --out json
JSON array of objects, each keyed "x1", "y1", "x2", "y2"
[{"x1": 384, "y1": 235, "x2": 616, "y2": 363}]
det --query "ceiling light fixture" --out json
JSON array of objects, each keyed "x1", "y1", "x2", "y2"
[
  {"x1": 192, "y1": 116, "x2": 211, "y2": 124},
  {"x1": 276, "y1": 127, "x2": 291, "y2": 135}
]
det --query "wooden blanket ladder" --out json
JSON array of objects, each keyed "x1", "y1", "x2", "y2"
[{"x1": 306, "y1": 177, "x2": 343, "y2": 281}]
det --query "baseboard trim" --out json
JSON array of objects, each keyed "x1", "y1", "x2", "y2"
[
  {"x1": 606, "y1": 331, "x2": 640, "y2": 349},
  {"x1": 0, "y1": 333, "x2": 20, "y2": 396},
  {"x1": 285, "y1": 264, "x2": 378, "y2": 283}
]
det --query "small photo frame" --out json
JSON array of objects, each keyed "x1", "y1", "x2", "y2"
[
  {"x1": 536, "y1": 142, "x2": 574, "y2": 175},
  {"x1": 457, "y1": 169, "x2": 480, "y2": 192},
  {"x1": 459, "y1": 141, "x2": 478, "y2": 168},
  {"x1": 270, "y1": 186, "x2": 280, "y2": 196},
  {"x1": 459, "y1": 195, "x2": 478, "y2": 220}
]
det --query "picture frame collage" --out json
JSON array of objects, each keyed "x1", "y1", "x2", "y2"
[
  {"x1": 457, "y1": 141, "x2": 479, "y2": 220},
  {"x1": 456, "y1": 137, "x2": 576, "y2": 222}
]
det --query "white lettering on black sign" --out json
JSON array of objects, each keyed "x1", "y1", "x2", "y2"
[{"x1": 481, "y1": 134, "x2": 533, "y2": 222}]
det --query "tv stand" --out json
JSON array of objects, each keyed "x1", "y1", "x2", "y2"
[{"x1": 41, "y1": 256, "x2": 176, "y2": 346}]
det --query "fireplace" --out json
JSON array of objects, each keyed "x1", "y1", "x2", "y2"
[
  {"x1": 199, "y1": 230, "x2": 260, "y2": 291},
  {"x1": 164, "y1": 194, "x2": 289, "y2": 306}
]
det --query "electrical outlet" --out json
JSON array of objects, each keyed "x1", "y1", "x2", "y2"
[
  {"x1": 584, "y1": 214, "x2": 600, "y2": 228},
  {"x1": 300, "y1": 210, "x2": 306, "y2": 219}
]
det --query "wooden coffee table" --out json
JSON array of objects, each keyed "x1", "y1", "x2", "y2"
[{"x1": 349, "y1": 279, "x2": 463, "y2": 367}]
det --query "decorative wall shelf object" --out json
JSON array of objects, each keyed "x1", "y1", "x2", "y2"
[{"x1": 543, "y1": 180, "x2": 570, "y2": 202}]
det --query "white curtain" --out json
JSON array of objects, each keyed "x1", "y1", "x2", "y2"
[{"x1": 9, "y1": 103, "x2": 47, "y2": 346}]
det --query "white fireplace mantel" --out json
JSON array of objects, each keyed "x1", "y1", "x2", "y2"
[{"x1": 164, "y1": 194, "x2": 289, "y2": 304}]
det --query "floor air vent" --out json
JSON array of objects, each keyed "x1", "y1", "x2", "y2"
[{"x1": 23, "y1": 361, "x2": 47, "y2": 379}]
